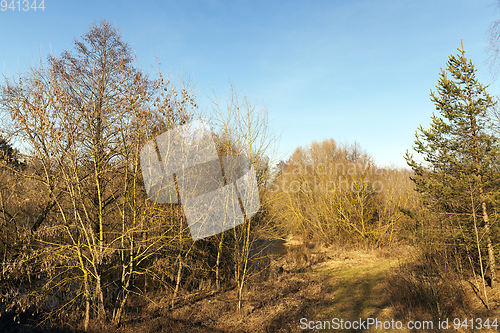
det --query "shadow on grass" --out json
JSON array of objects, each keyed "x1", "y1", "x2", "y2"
[{"x1": 242, "y1": 257, "x2": 396, "y2": 333}]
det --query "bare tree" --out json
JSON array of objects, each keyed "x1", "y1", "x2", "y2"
[
  {"x1": 487, "y1": 1, "x2": 500, "y2": 80},
  {"x1": 0, "y1": 20, "x2": 195, "y2": 330},
  {"x1": 209, "y1": 85, "x2": 280, "y2": 312}
]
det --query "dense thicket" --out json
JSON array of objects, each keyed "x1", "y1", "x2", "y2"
[
  {"x1": 0, "y1": 20, "x2": 279, "y2": 330},
  {"x1": 268, "y1": 139, "x2": 420, "y2": 248}
]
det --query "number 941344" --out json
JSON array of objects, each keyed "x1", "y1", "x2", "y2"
[{"x1": 1, "y1": 0, "x2": 44, "y2": 11}]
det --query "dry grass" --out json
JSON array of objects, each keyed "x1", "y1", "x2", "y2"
[
  {"x1": 6, "y1": 244, "x2": 500, "y2": 332},
  {"x1": 85, "y1": 245, "x2": 409, "y2": 333}
]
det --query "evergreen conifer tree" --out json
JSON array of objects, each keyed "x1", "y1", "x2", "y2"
[{"x1": 405, "y1": 41, "x2": 499, "y2": 287}]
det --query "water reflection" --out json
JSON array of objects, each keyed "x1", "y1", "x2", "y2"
[{"x1": 249, "y1": 238, "x2": 288, "y2": 258}]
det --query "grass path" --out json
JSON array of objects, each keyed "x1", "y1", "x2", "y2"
[
  {"x1": 303, "y1": 250, "x2": 406, "y2": 332},
  {"x1": 120, "y1": 246, "x2": 415, "y2": 333},
  {"x1": 200, "y1": 247, "x2": 408, "y2": 332}
]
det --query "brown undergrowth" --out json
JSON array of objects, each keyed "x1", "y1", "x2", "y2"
[
  {"x1": 82, "y1": 244, "x2": 407, "y2": 333},
  {"x1": 4, "y1": 244, "x2": 500, "y2": 332}
]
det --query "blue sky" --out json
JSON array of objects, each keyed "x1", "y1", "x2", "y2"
[{"x1": 1, "y1": 0, "x2": 499, "y2": 168}]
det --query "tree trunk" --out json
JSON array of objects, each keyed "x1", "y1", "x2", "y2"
[
  {"x1": 84, "y1": 276, "x2": 90, "y2": 332},
  {"x1": 95, "y1": 274, "x2": 106, "y2": 322},
  {"x1": 171, "y1": 254, "x2": 183, "y2": 308},
  {"x1": 216, "y1": 232, "x2": 224, "y2": 290},
  {"x1": 481, "y1": 200, "x2": 497, "y2": 288},
  {"x1": 477, "y1": 173, "x2": 497, "y2": 288},
  {"x1": 237, "y1": 217, "x2": 251, "y2": 312},
  {"x1": 112, "y1": 275, "x2": 130, "y2": 326}
]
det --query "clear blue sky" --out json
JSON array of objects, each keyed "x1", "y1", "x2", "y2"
[{"x1": 1, "y1": 0, "x2": 499, "y2": 168}]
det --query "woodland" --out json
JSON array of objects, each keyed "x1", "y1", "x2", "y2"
[{"x1": 1, "y1": 19, "x2": 500, "y2": 332}]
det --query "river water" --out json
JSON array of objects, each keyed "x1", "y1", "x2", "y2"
[{"x1": 249, "y1": 238, "x2": 288, "y2": 257}]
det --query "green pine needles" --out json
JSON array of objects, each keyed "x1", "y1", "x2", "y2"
[
  {"x1": 406, "y1": 41, "x2": 498, "y2": 212},
  {"x1": 406, "y1": 40, "x2": 499, "y2": 288}
]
